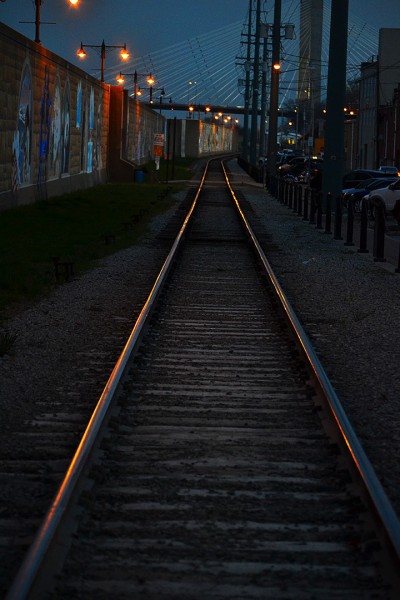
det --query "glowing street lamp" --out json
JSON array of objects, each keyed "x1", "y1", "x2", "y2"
[
  {"x1": 116, "y1": 71, "x2": 155, "y2": 100},
  {"x1": 137, "y1": 85, "x2": 164, "y2": 104},
  {"x1": 21, "y1": 0, "x2": 80, "y2": 44},
  {"x1": 77, "y1": 40, "x2": 129, "y2": 83}
]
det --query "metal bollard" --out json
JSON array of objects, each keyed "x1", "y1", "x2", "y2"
[
  {"x1": 309, "y1": 188, "x2": 316, "y2": 224},
  {"x1": 373, "y1": 202, "x2": 386, "y2": 262},
  {"x1": 334, "y1": 196, "x2": 343, "y2": 240},
  {"x1": 288, "y1": 182, "x2": 293, "y2": 209},
  {"x1": 325, "y1": 192, "x2": 332, "y2": 234},
  {"x1": 297, "y1": 186, "x2": 303, "y2": 216},
  {"x1": 269, "y1": 175, "x2": 278, "y2": 198},
  {"x1": 293, "y1": 184, "x2": 298, "y2": 212},
  {"x1": 358, "y1": 199, "x2": 369, "y2": 253},
  {"x1": 303, "y1": 188, "x2": 309, "y2": 220},
  {"x1": 344, "y1": 195, "x2": 355, "y2": 246},
  {"x1": 316, "y1": 191, "x2": 323, "y2": 229},
  {"x1": 396, "y1": 244, "x2": 400, "y2": 273}
]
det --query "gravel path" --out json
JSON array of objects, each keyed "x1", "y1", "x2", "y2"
[
  {"x1": 228, "y1": 162, "x2": 400, "y2": 518},
  {"x1": 1, "y1": 160, "x2": 400, "y2": 593}
]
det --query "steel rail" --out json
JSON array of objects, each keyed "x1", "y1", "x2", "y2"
[
  {"x1": 222, "y1": 160, "x2": 400, "y2": 562},
  {"x1": 6, "y1": 164, "x2": 210, "y2": 600}
]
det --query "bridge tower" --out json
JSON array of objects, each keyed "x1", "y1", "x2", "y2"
[
  {"x1": 298, "y1": 0, "x2": 323, "y2": 106},
  {"x1": 297, "y1": 0, "x2": 324, "y2": 153}
]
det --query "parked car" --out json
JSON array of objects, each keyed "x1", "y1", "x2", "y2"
[
  {"x1": 342, "y1": 169, "x2": 395, "y2": 189},
  {"x1": 258, "y1": 156, "x2": 267, "y2": 167},
  {"x1": 278, "y1": 156, "x2": 322, "y2": 178},
  {"x1": 364, "y1": 178, "x2": 400, "y2": 218},
  {"x1": 378, "y1": 165, "x2": 400, "y2": 176},
  {"x1": 342, "y1": 177, "x2": 399, "y2": 212}
]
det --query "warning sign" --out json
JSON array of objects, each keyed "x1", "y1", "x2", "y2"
[{"x1": 153, "y1": 133, "x2": 164, "y2": 146}]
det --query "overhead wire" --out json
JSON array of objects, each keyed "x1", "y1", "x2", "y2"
[{"x1": 106, "y1": 0, "x2": 383, "y2": 108}]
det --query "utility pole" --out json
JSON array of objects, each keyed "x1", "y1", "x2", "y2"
[
  {"x1": 259, "y1": 24, "x2": 269, "y2": 159},
  {"x1": 249, "y1": 0, "x2": 261, "y2": 166},
  {"x1": 267, "y1": 0, "x2": 282, "y2": 178},
  {"x1": 322, "y1": 0, "x2": 349, "y2": 200},
  {"x1": 242, "y1": 0, "x2": 253, "y2": 162}
]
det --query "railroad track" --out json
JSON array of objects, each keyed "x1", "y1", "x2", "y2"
[{"x1": 6, "y1": 159, "x2": 400, "y2": 599}]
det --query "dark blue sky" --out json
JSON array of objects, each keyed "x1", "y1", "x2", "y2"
[
  {"x1": 1, "y1": 0, "x2": 399, "y2": 81},
  {"x1": 1, "y1": 1, "x2": 399, "y2": 56}
]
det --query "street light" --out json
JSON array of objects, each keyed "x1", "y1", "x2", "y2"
[
  {"x1": 159, "y1": 94, "x2": 172, "y2": 114},
  {"x1": 21, "y1": 0, "x2": 79, "y2": 44},
  {"x1": 137, "y1": 85, "x2": 164, "y2": 104},
  {"x1": 116, "y1": 71, "x2": 154, "y2": 100},
  {"x1": 77, "y1": 40, "x2": 129, "y2": 83}
]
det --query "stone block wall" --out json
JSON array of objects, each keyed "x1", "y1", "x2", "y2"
[{"x1": 0, "y1": 23, "x2": 111, "y2": 210}]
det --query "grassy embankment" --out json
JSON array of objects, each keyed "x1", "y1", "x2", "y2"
[{"x1": 0, "y1": 158, "x2": 194, "y2": 343}]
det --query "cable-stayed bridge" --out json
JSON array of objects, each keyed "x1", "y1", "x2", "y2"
[{"x1": 107, "y1": 0, "x2": 380, "y2": 114}]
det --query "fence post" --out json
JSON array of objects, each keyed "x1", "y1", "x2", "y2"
[
  {"x1": 316, "y1": 191, "x2": 323, "y2": 229},
  {"x1": 277, "y1": 178, "x2": 282, "y2": 202},
  {"x1": 395, "y1": 244, "x2": 400, "y2": 272},
  {"x1": 357, "y1": 199, "x2": 369, "y2": 253},
  {"x1": 309, "y1": 188, "x2": 316, "y2": 224},
  {"x1": 325, "y1": 192, "x2": 332, "y2": 234},
  {"x1": 272, "y1": 175, "x2": 278, "y2": 198},
  {"x1": 297, "y1": 186, "x2": 303, "y2": 216},
  {"x1": 303, "y1": 187, "x2": 309, "y2": 220},
  {"x1": 334, "y1": 196, "x2": 343, "y2": 240},
  {"x1": 373, "y1": 202, "x2": 386, "y2": 262},
  {"x1": 344, "y1": 196, "x2": 355, "y2": 246}
]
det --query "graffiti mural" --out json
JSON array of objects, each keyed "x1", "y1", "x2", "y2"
[
  {"x1": 76, "y1": 80, "x2": 82, "y2": 129},
  {"x1": 61, "y1": 82, "x2": 70, "y2": 174},
  {"x1": 49, "y1": 76, "x2": 62, "y2": 177},
  {"x1": 80, "y1": 85, "x2": 88, "y2": 172},
  {"x1": 13, "y1": 62, "x2": 33, "y2": 190},
  {"x1": 93, "y1": 92, "x2": 103, "y2": 171},
  {"x1": 37, "y1": 66, "x2": 51, "y2": 197},
  {"x1": 87, "y1": 87, "x2": 94, "y2": 173}
]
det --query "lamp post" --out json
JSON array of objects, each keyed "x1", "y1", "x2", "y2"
[
  {"x1": 267, "y1": 0, "x2": 282, "y2": 178},
  {"x1": 159, "y1": 95, "x2": 172, "y2": 114},
  {"x1": 21, "y1": 0, "x2": 79, "y2": 44},
  {"x1": 77, "y1": 40, "x2": 129, "y2": 83},
  {"x1": 149, "y1": 87, "x2": 165, "y2": 104},
  {"x1": 138, "y1": 86, "x2": 164, "y2": 104},
  {"x1": 117, "y1": 72, "x2": 154, "y2": 100},
  {"x1": 187, "y1": 81, "x2": 197, "y2": 117}
]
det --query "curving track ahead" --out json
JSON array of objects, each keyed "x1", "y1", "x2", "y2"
[{"x1": 7, "y1": 159, "x2": 400, "y2": 599}]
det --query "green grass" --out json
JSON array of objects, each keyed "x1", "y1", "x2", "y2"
[
  {"x1": 0, "y1": 173, "x2": 191, "y2": 319},
  {"x1": 140, "y1": 157, "x2": 196, "y2": 183}
]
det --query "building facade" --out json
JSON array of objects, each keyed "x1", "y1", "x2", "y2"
[{"x1": 357, "y1": 29, "x2": 400, "y2": 170}]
